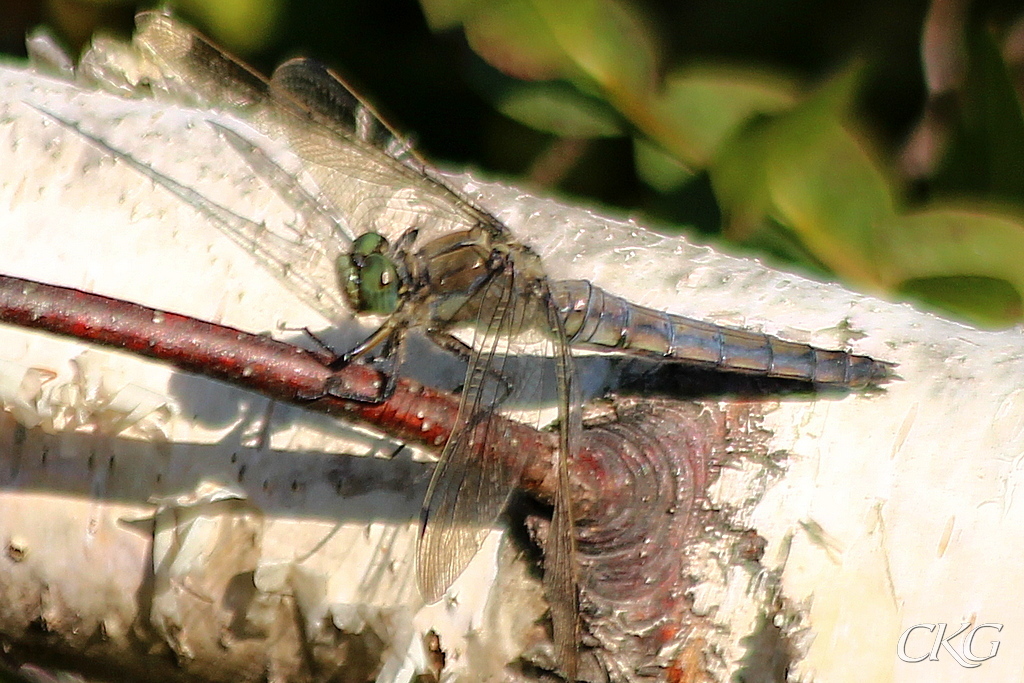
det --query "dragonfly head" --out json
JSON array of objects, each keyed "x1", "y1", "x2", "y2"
[{"x1": 337, "y1": 232, "x2": 401, "y2": 315}]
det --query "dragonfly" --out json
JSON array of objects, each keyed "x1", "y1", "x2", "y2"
[{"x1": 41, "y1": 11, "x2": 892, "y2": 678}]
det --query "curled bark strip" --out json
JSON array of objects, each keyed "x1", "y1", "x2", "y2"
[{"x1": 538, "y1": 398, "x2": 772, "y2": 678}]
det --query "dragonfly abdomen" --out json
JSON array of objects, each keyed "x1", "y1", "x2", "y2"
[{"x1": 552, "y1": 280, "x2": 890, "y2": 387}]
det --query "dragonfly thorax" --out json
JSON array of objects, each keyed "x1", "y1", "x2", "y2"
[
  {"x1": 409, "y1": 228, "x2": 503, "y2": 300},
  {"x1": 336, "y1": 232, "x2": 401, "y2": 315}
]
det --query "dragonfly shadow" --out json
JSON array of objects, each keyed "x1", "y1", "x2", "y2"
[
  {"x1": 610, "y1": 357, "x2": 874, "y2": 401},
  {"x1": 0, "y1": 410, "x2": 428, "y2": 527},
  {"x1": 166, "y1": 325, "x2": 469, "y2": 426}
]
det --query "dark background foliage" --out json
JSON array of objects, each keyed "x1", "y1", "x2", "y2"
[{"x1": 4, "y1": 0, "x2": 1024, "y2": 326}]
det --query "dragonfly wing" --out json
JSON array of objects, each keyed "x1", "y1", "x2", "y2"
[
  {"x1": 135, "y1": 12, "x2": 500, "y2": 249},
  {"x1": 544, "y1": 293, "x2": 581, "y2": 681},
  {"x1": 133, "y1": 15, "x2": 582, "y2": 664},
  {"x1": 30, "y1": 103, "x2": 351, "y2": 325},
  {"x1": 270, "y1": 58, "x2": 425, "y2": 169},
  {"x1": 267, "y1": 56, "x2": 507, "y2": 247},
  {"x1": 134, "y1": 12, "x2": 276, "y2": 116},
  {"x1": 129, "y1": 13, "x2": 354, "y2": 322},
  {"x1": 417, "y1": 262, "x2": 547, "y2": 601},
  {"x1": 418, "y1": 265, "x2": 581, "y2": 677},
  {"x1": 271, "y1": 120, "x2": 484, "y2": 246}
]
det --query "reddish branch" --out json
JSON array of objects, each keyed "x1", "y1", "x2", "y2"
[{"x1": 0, "y1": 273, "x2": 733, "y2": 676}]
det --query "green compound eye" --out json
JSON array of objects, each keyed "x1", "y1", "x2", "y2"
[
  {"x1": 352, "y1": 232, "x2": 389, "y2": 256},
  {"x1": 357, "y1": 253, "x2": 400, "y2": 314},
  {"x1": 337, "y1": 233, "x2": 400, "y2": 315}
]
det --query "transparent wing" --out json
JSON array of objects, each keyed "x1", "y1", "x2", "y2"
[
  {"x1": 417, "y1": 263, "x2": 549, "y2": 602},
  {"x1": 268, "y1": 58, "x2": 507, "y2": 247},
  {"x1": 29, "y1": 104, "x2": 352, "y2": 324},
  {"x1": 269, "y1": 58, "x2": 426, "y2": 171},
  {"x1": 134, "y1": 11, "x2": 503, "y2": 249},
  {"x1": 543, "y1": 291, "x2": 581, "y2": 680},
  {"x1": 197, "y1": 123, "x2": 356, "y2": 322},
  {"x1": 417, "y1": 267, "x2": 581, "y2": 676},
  {"x1": 272, "y1": 118, "x2": 493, "y2": 247}
]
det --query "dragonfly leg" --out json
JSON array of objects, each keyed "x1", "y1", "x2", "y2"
[
  {"x1": 276, "y1": 325, "x2": 343, "y2": 365},
  {"x1": 321, "y1": 319, "x2": 407, "y2": 402},
  {"x1": 425, "y1": 330, "x2": 515, "y2": 403}
]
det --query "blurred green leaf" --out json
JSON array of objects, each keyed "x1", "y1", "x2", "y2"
[
  {"x1": 875, "y1": 208, "x2": 1024, "y2": 303},
  {"x1": 647, "y1": 66, "x2": 796, "y2": 167},
  {"x1": 932, "y1": 26, "x2": 1024, "y2": 202},
  {"x1": 420, "y1": 0, "x2": 484, "y2": 31},
  {"x1": 174, "y1": 0, "x2": 281, "y2": 53},
  {"x1": 527, "y1": 0, "x2": 659, "y2": 104},
  {"x1": 494, "y1": 80, "x2": 623, "y2": 137},
  {"x1": 766, "y1": 124, "x2": 895, "y2": 283},
  {"x1": 898, "y1": 276, "x2": 1022, "y2": 327},
  {"x1": 457, "y1": 0, "x2": 658, "y2": 103},
  {"x1": 712, "y1": 66, "x2": 1024, "y2": 325},
  {"x1": 634, "y1": 137, "x2": 694, "y2": 192},
  {"x1": 735, "y1": 216, "x2": 836, "y2": 276},
  {"x1": 713, "y1": 68, "x2": 896, "y2": 285},
  {"x1": 463, "y1": 0, "x2": 568, "y2": 80},
  {"x1": 707, "y1": 115, "x2": 776, "y2": 240}
]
